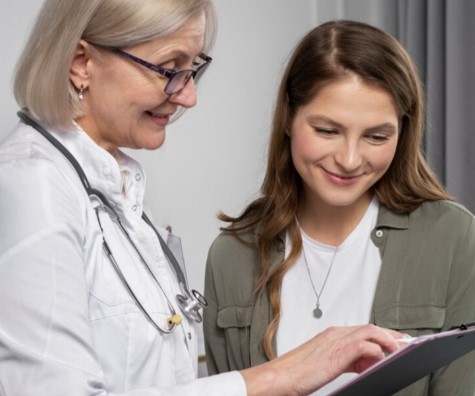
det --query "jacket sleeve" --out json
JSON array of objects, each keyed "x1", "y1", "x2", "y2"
[
  {"x1": 428, "y1": 213, "x2": 475, "y2": 395},
  {"x1": 203, "y1": 237, "x2": 232, "y2": 375}
]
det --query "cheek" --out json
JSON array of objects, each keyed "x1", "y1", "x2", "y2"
[
  {"x1": 92, "y1": 66, "x2": 163, "y2": 109},
  {"x1": 372, "y1": 144, "x2": 398, "y2": 173},
  {"x1": 291, "y1": 134, "x2": 329, "y2": 168}
]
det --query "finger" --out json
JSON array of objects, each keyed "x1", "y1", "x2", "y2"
[{"x1": 347, "y1": 324, "x2": 401, "y2": 354}]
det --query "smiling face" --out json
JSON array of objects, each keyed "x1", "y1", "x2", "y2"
[
  {"x1": 290, "y1": 74, "x2": 399, "y2": 215},
  {"x1": 70, "y1": 13, "x2": 206, "y2": 153}
]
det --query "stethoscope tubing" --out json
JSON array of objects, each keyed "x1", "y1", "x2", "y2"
[{"x1": 17, "y1": 111, "x2": 207, "y2": 332}]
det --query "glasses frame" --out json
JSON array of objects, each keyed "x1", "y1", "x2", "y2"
[{"x1": 110, "y1": 47, "x2": 212, "y2": 95}]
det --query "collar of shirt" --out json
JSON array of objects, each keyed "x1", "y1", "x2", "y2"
[{"x1": 46, "y1": 122, "x2": 147, "y2": 224}]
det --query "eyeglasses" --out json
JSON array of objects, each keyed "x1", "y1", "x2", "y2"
[{"x1": 111, "y1": 47, "x2": 212, "y2": 95}]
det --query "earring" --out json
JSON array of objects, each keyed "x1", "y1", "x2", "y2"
[
  {"x1": 78, "y1": 84, "x2": 84, "y2": 101},
  {"x1": 285, "y1": 128, "x2": 291, "y2": 136}
]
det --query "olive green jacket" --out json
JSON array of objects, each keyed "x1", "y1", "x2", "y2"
[{"x1": 203, "y1": 200, "x2": 475, "y2": 395}]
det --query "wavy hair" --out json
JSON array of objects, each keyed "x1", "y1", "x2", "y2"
[
  {"x1": 219, "y1": 20, "x2": 451, "y2": 359},
  {"x1": 13, "y1": 0, "x2": 217, "y2": 128}
]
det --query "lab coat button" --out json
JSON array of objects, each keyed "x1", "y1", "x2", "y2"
[
  {"x1": 135, "y1": 173, "x2": 142, "y2": 181},
  {"x1": 375, "y1": 230, "x2": 384, "y2": 238},
  {"x1": 188, "y1": 332, "x2": 192, "y2": 340},
  {"x1": 102, "y1": 167, "x2": 111, "y2": 176},
  {"x1": 132, "y1": 205, "x2": 138, "y2": 212}
]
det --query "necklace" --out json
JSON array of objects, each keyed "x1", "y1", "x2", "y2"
[{"x1": 301, "y1": 241, "x2": 338, "y2": 319}]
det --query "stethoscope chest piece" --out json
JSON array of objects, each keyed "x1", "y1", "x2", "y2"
[{"x1": 176, "y1": 284, "x2": 208, "y2": 323}]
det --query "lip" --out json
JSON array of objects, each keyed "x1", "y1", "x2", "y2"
[
  {"x1": 146, "y1": 111, "x2": 173, "y2": 127},
  {"x1": 323, "y1": 168, "x2": 361, "y2": 186}
]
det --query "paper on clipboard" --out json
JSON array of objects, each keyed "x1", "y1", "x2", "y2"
[{"x1": 329, "y1": 323, "x2": 475, "y2": 396}]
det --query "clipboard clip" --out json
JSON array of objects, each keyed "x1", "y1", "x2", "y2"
[{"x1": 448, "y1": 321, "x2": 475, "y2": 331}]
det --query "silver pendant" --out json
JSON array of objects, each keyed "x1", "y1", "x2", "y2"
[{"x1": 313, "y1": 305, "x2": 323, "y2": 319}]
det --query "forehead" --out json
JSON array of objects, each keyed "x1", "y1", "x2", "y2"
[
  {"x1": 295, "y1": 76, "x2": 399, "y2": 126},
  {"x1": 151, "y1": 12, "x2": 206, "y2": 58}
]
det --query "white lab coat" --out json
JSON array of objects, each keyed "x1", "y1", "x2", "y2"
[{"x1": 0, "y1": 121, "x2": 246, "y2": 395}]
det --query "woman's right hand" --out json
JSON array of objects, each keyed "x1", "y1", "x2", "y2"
[{"x1": 240, "y1": 324, "x2": 401, "y2": 396}]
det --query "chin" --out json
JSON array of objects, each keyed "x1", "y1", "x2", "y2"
[
  {"x1": 141, "y1": 132, "x2": 166, "y2": 150},
  {"x1": 320, "y1": 192, "x2": 372, "y2": 209}
]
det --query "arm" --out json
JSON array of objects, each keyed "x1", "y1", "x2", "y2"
[
  {"x1": 203, "y1": 240, "x2": 232, "y2": 374},
  {"x1": 429, "y1": 214, "x2": 475, "y2": 395}
]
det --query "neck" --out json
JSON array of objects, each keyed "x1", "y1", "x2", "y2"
[{"x1": 298, "y1": 193, "x2": 373, "y2": 246}]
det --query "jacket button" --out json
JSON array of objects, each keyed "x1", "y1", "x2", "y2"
[{"x1": 375, "y1": 230, "x2": 384, "y2": 238}]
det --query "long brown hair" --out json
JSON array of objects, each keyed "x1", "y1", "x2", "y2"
[{"x1": 219, "y1": 20, "x2": 451, "y2": 359}]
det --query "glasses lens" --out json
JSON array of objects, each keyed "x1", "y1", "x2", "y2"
[{"x1": 165, "y1": 70, "x2": 193, "y2": 95}]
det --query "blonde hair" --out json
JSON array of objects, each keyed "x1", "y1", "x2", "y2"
[
  {"x1": 219, "y1": 20, "x2": 451, "y2": 359},
  {"x1": 14, "y1": 0, "x2": 217, "y2": 128}
]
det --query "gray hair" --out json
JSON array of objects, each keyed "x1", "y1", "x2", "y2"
[{"x1": 14, "y1": 0, "x2": 217, "y2": 128}]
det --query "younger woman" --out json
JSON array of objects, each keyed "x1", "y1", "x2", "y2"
[{"x1": 203, "y1": 20, "x2": 475, "y2": 395}]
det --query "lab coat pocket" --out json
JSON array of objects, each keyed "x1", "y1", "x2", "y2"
[
  {"x1": 217, "y1": 305, "x2": 254, "y2": 370},
  {"x1": 88, "y1": 256, "x2": 140, "y2": 320}
]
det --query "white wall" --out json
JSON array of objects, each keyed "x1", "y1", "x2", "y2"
[
  {"x1": 0, "y1": 2, "x2": 42, "y2": 133},
  {"x1": 315, "y1": 0, "x2": 386, "y2": 25}
]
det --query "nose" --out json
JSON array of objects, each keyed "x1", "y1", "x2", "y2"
[
  {"x1": 168, "y1": 79, "x2": 198, "y2": 108},
  {"x1": 334, "y1": 139, "x2": 363, "y2": 171}
]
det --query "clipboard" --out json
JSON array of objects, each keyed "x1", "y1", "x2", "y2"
[{"x1": 329, "y1": 323, "x2": 475, "y2": 396}]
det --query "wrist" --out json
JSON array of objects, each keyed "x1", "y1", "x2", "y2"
[
  {"x1": 241, "y1": 360, "x2": 306, "y2": 396},
  {"x1": 240, "y1": 363, "x2": 290, "y2": 396}
]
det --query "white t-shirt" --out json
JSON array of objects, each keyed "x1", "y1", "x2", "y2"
[{"x1": 277, "y1": 197, "x2": 381, "y2": 395}]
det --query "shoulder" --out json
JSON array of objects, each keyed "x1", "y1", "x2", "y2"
[
  {"x1": 206, "y1": 227, "x2": 263, "y2": 283},
  {"x1": 411, "y1": 200, "x2": 474, "y2": 231},
  {"x1": 208, "y1": 228, "x2": 258, "y2": 265},
  {"x1": 0, "y1": 123, "x2": 87, "y2": 216}
]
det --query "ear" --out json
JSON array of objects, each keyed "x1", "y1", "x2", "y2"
[{"x1": 70, "y1": 39, "x2": 93, "y2": 90}]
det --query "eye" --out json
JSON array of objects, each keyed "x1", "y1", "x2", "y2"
[
  {"x1": 366, "y1": 133, "x2": 390, "y2": 143},
  {"x1": 157, "y1": 62, "x2": 177, "y2": 72},
  {"x1": 313, "y1": 127, "x2": 337, "y2": 136}
]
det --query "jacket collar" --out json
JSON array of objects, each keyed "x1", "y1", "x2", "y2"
[{"x1": 376, "y1": 204, "x2": 409, "y2": 230}]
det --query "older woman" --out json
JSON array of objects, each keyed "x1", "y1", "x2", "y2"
[{"x1": 0, "y1": 1, "x2": 401, "y2": 395}]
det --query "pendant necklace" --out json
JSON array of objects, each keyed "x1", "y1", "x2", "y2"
[{"x1": 301, "y1": 242, "x2": 338, "y2": 319}]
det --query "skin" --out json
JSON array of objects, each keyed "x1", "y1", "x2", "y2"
[
  {"x1": 69, "y1": 13, "x2": 206, "y2": 154},
  {"x1": 290, "y1": 74, "x2": 400, "y2": 245}
]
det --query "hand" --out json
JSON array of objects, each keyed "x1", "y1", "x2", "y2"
[{"x1": 241, "y1": 324, "x2": 401, "y2": 396}]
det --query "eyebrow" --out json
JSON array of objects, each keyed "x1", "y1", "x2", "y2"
[
  {"x1": 307, "y1": 115, "x2": 398, "y2": 134},
  {"x1": 152, "y1": 48, "x2": 200, "y2": 65},
  {"x1": 364, "y1": 123, "x2": 398, "y2": 134}
]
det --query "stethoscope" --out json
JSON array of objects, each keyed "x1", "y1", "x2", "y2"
[{"x1": 18, "y1": 111, "x2": 207, "y2": 334}]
